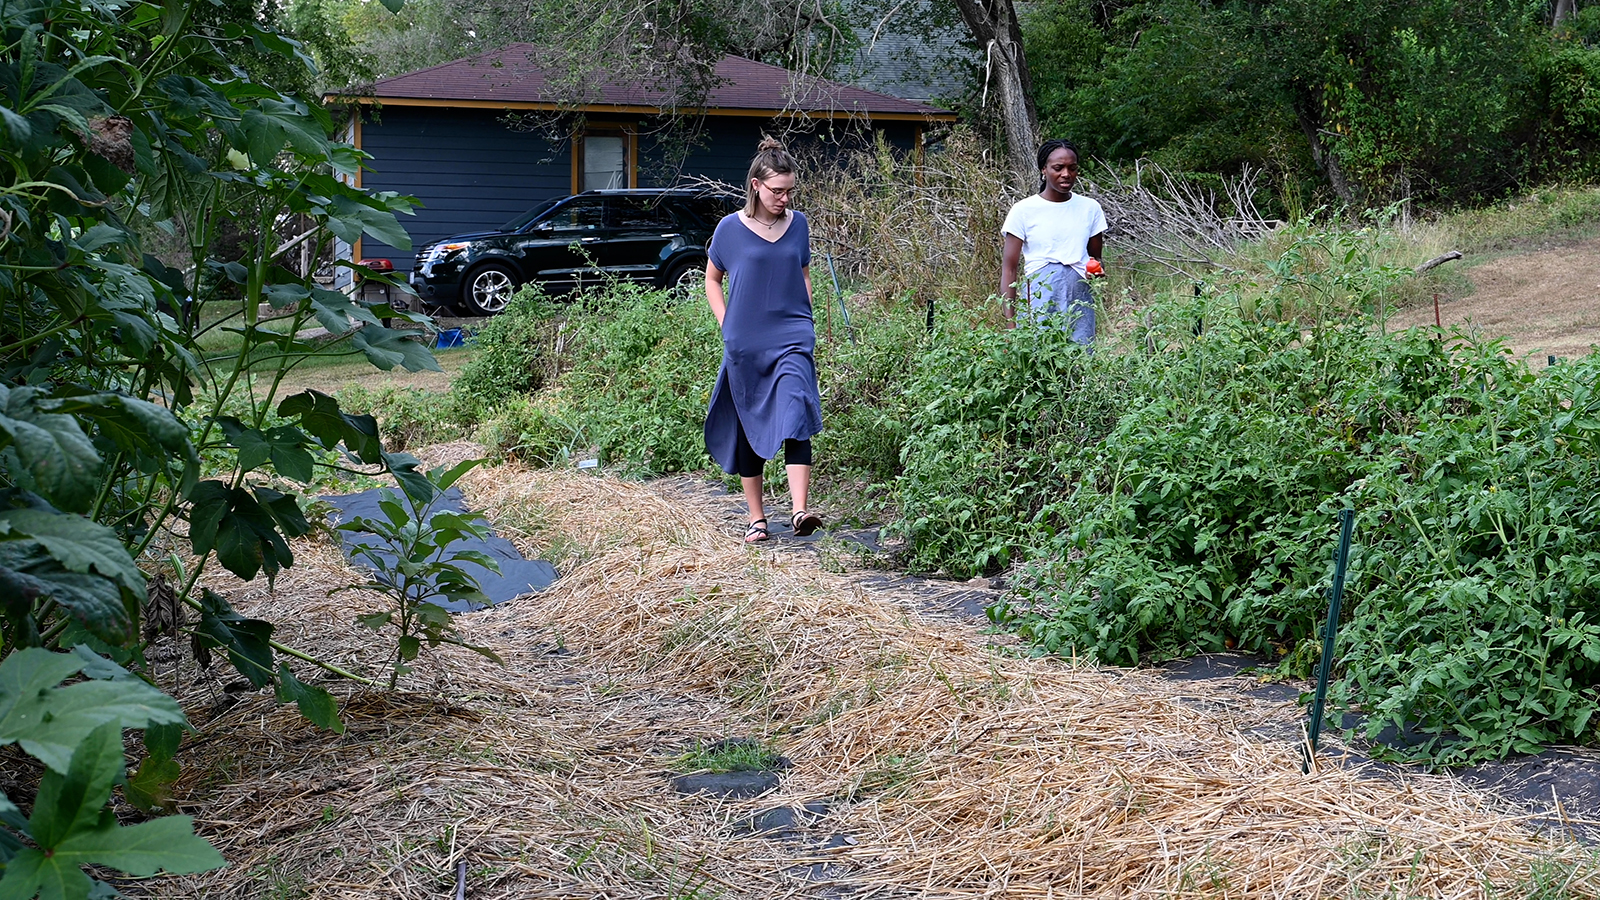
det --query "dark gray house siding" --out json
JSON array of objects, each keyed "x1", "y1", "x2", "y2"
[
  {"x1": 358, "y1": 106, "x2": 570, "y2": 268},
  {"x1": 357, "y1": 109, "x2": 923, "y2": 268}
]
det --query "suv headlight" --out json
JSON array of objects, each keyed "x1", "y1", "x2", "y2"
[{"x1": 427, "y1": 242, "x2": 470, "y2": 263}]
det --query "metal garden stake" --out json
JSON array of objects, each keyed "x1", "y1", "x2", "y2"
[{"x1": 1304, "y1": 508, "x2": 1356, "y2": 773}]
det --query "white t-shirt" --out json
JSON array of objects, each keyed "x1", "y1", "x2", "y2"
[{"x1": 1001, "y1": 193, "x2": 1108, "y2": 277}]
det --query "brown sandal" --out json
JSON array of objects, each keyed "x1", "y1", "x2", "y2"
[
  {"x1": 744, "y1": 518, "x2": 770, "y2": 543},
  {"x1": 791, "y1": 510, "x2": 822, "y2": 537}
]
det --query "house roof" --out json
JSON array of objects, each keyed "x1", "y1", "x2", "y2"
[{"x1": 333, "y1": 45, "x2": 955, "y2": 122}]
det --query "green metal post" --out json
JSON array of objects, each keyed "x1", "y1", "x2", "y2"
[
  {"x1": 1305, "y1": 508, "x2": 1356, "y2": 773},
  {"x1": 824, "y1": 252, "x2": 855, "y2": 344}
]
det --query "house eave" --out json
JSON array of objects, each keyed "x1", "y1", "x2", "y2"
[{"x1": 322, "y1": 93, "x2": 958, "y2": 123}]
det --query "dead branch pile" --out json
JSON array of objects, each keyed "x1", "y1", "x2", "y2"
[
  {"x1": 1084, "y1": 161, "x2": 1277, "y2": 278},
  {"x1": 156, "y1": 461, "x2": 1599, "y2": 899}
]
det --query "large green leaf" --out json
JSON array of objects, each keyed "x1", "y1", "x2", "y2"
[
  {"x1": 0, "y1": 724, "x2": 222, "y2": 899},
  {"x1": 28, "y1": 722, "x2": 121, "y2": 849},
  {"x1": 350, "y1": 325, "x2": 441, "y2": 373},
  {"x1": 0, "y1": 548, "x2": 132, "y2": 646},
  {"x1": 0, "y1": 649, "x2": 186, "y2": 773},
  {"x1": 186, "y1": 482, "x2": 293, "y2": 581},
  {"x1": 240, "y1": 100, "x2": 326, "y2": 165},
  {"x1": 193, "y1": 590, "x2": 275, "y2": 688},
  {"x1": 273, "y1": 664, "x2": 344, "y2": 733},
  {"x1": 277, "y1": 390, "x2": 382, "y2": 463},
  {"x1": 0, "y1": 509, "x2": 143, "y2": 595},
  {"x1": 0, "y1": 386, "x2": 102, "y2": 514},
  {"x1": 53, "y1": 813, "x2": 224, "y2": 876},
  {"x1": 325, "y1": 194, "x2": 412, "y2": 251},
  {"x1": 383, "y1": 453, "x2": 433, "y2": 504},
  {"x1": 49, "y1": 393, "x2": 195, "y2": 471}
]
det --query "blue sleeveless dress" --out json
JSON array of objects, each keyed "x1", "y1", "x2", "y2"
[{"x1": 704, "y1": 211, "x2": 822, "y2": 473}]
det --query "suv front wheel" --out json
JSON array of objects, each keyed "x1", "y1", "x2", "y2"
[
  {"x1": 665, "y1": 258, "x2": 706, "y2": 294},
  {"x1": 462, "y1": 262, "x2": 519, "y2": 316}
]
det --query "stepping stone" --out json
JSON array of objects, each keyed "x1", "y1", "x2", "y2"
[
  {"x1": 669, "y1": 770, "x2": 781, "y2": 799},
  {"x1": 733, "y1": 801, "x2": 830, "y2": 838}
]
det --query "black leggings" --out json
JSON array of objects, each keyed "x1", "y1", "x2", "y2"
[{"x1": 734, "y1": 417, "x2": 812, "y2": 478}]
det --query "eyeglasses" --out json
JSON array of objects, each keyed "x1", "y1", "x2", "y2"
[{"x1": 758, "y1": 180, "x2": 796, "y2": 199}]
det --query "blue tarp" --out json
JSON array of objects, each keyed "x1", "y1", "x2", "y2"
[{"x1": 322, "y1": 487, "x2": 558, "y2": 612}]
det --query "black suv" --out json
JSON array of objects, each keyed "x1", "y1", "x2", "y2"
[{"x1": 409, "y1": 188, "x2": 738, "y2": 316}]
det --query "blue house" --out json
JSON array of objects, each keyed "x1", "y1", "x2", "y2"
[{"x1": 329, "y1": 47, "x2": 955, "y2": 274}]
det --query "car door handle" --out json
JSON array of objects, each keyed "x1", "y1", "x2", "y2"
[
  {"x1": 580, "y1": 237, "x2": 600, "y2": 243},
  {"x1": 659, "y1": 233, "x2": 679, "y2": 238}
]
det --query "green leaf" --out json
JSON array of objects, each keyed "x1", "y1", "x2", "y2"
[
  {"x1": 355, "y1": 612, "x2": 391, "y2": 629},
  {"x1": 0, "y1": 848, "x2": 89, "y2": 900},
  {"x1": 350, "y1": 325, "x2": 442, "y2": 373},
  {"x1": 123, "y1": 756, "x2": 181, "y2": 814},
  {"x1": 0, "y1": 386, "x2": 102, "y2": 513},
  {"x1": 52, "y1": 813, "x2": 224, "y2": 877},
  {"x1": 278, "y1": 391, "x2": 382, "y2": 464},
  {"x1": 432, "y1": 458, "x2": 483, "y2": 492},
  {"x1": 273, "y1": 665, "x2": 344, "y2": 733},
  {"x1": 0, "y1": 104, "x2": 31, "y2": 143},
  {"x1": 384, "y1": 453, "x2": 433, "y2": 504},
  {"x1": 0, "y1": 550, "x2": 132, "y2": 645},
  {"x1": 185, "y1": 482, "x2": 293, "y2": 581},
  {"x1": 254, "y1": 487, "x2": 310, "y2": 539},
  {"x1": 326, "y1": 194, "x2": 412, "y2": 251},
  {"x1": 0, "y1": 509, "x2": 144, "y2": 595},
  {"x1": 0, "y1": 649, "x2": 186, "y2": 773},
  {"x1": 50, "y1": 393, "x2": 194, "y2": 473},
  {"x1": 215, "y1": 418, "x2": 271, "y2": 473},
  {"x1": 397, "y1": 634, "x2": 421, "y2": 661},
  {"x1": 194, "y1": 590, "x2": 276, "y2": 688},
  {"x1": 29, "y1": 722, "x2": 122, "y2": 848}
]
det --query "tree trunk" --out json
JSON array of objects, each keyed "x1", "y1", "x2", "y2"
[
  {"x1": 1293, "y1": 96, "x2": 1355, "y2": 205},
  {"x1": 950, "y1": 0, "x2": 1039, "y2": 192},
  {"x1": 1553, "y1": 0, "x2": 1576, "y2": 27}
]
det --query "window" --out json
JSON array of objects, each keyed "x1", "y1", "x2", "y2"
[
  {"x1": 574, "y1": 129, "x2": 635, "y2": 192},
  {"x1": 544, "y1": 198, "x2": 606, "y2": 231},
  {"x1": 583, "y1": 136, "x2": 625, "y2": 190},
  {"x1": 609, "y1": 196, "x2": 675, "y2": 229}
]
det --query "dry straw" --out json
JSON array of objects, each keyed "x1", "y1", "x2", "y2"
[{"x1": 156, "y1": 457, "x2": 1599, "y2": 899}]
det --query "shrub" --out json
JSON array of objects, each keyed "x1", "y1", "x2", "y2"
[
  {"x1": 473, "y1": 392, "x2": 585, "y2": 466},
  {"x1": 452, "y1": 287, "x2": 566, "y2": 415},
  {"x1": 891, "y1": 319, "x2": 1125, "y2": 576},
  {"x1": 555, "y1": 283, "x2": 722, "y2": 473},
  {"x1": 990, "y1": 285, "x2": 1600, "y2": 763},
  {"x1": 336, "y1": 383, "x2": 470, "y2": 449}
]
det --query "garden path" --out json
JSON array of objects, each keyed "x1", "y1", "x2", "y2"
[{"x1": 1389, "y1": 234, "x2": 1600, "y2": 361}]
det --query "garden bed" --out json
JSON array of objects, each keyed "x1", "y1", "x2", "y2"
[{"x1": 147, "y1": 456, "x2": 1600, "y2": 898}]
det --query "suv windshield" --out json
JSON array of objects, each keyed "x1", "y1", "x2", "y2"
[{"x1": 500, "y1": 198, "x2": 562, "y2": 232}]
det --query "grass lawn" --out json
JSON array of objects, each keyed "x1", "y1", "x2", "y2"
[{"x1": 263, "y1": 345, "x2": 475, "y2": 397}]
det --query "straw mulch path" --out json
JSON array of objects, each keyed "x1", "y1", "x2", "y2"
[{"x1": 153, "y1": 458, "x2": 1600, "y2": 899}]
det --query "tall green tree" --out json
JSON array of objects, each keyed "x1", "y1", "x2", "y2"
[{"x1": 1028, "y1": 0, "x2": 1599, "y2": 207}]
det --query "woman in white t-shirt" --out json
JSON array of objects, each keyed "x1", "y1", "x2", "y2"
[{"x1": 1000, "y1": 139, "x2": 1107, "y2": 344}]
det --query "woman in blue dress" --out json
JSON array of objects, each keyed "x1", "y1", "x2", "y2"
[{"x1": 704, "y1": 138, "x2": 824, "y2": 543}]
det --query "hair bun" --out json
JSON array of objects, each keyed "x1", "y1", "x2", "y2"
[{"x1": 756, "y1": 136, "x2": 785, "y2": 153}]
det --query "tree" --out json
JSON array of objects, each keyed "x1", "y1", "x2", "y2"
[
  {"x1": 1026, "y1": 0, "x2": 1571, "y2": 208},
  {"x1": 951, "y1": 0, "x2": 1041, "y2": 189}
]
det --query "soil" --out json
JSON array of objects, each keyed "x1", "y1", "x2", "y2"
[{"x1": 1388, "y1": 234, "x2": 1600, "y2": 361}]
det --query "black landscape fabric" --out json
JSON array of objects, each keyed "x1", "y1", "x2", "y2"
[{"x1": 322, "y1": 487, "x2": 558, "y2": 611}]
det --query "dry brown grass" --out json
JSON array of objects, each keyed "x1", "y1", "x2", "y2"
[{"x1": 156, "y1": 457, "x2": 1600, "y2": 899}]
